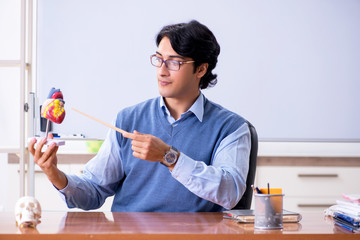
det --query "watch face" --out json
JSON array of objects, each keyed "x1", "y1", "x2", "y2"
[
  {"x1": 163, "y1": 146, "x2": 178, "y2": 166},
  {"x1": 166, "y1": 152, "x2": 176, "y2": 164}
]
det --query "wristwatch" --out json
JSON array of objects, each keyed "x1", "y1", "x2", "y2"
[{"x1": 162, "y1": 146, "x2": 179, "y2": 167}]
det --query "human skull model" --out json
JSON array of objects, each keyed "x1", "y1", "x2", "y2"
[{"x1": 15, "y1": 196, "x2": 41, "y2": 228}]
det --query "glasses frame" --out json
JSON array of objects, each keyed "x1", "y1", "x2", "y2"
[{"x1": 150, "y1": 54, "x2": 195, "y2": 71}]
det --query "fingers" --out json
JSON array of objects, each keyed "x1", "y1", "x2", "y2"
[
  {"x1": 131, "y1": 144, "x2": 155, "y2": 161},
  {"x1": 48, "y1": 133, "x2": 54, "y2": 139},
  {"x1": 30, "y1": 134, "x2": 58, "y2": 168},
  {"x1": 41, "y1": 150, "x2": 58, "y2": 171},
  {"x1": 33, "y1": 138, "x2": 47, "y2": 162},
  {"x1": 130, "y1": 132, "x2": 150, "y2": 158},
  {"x1": 122, "y1": 130, "x2": 168, "y2": 162},
  {"x1": 129, "y1": 131, "x2": 153, "y2": 151},
  {"x1": 29, "y1": 133, "x2": 55, "y2": 157},
  {"x1": 122, "y1": 130, "x2": 145, "y2": 140},
  {"x1": 28, "y1": 138, "x2": 37, "y2": 156},
  {"x1": 131, "y1": 136, "x2": 149, "y2": 147},
  {"x1": 122, "y1": 131, "x2": 134, "y2": 139},
  {"x1": 38, "y1": 142, "x2": 58, "y2": 165},
  {"x1": 132, "y1": 151, "x2": 144, "y2": 160},
  {"x1": 131, "y1": 144, "x2": 147, "y2": 157}
]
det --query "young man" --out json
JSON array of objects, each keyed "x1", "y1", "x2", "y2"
[{"x1": 29, "y1": 20, "x2": 251, "y2": 212}]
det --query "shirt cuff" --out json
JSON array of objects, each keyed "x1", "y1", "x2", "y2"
[{"x1": 171, "y1": 152, "x2": 196, "y2": 185}]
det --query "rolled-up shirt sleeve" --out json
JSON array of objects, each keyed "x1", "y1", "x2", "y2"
[{"x1": 171, "y1": 122, "x2": 251, "y2": 210}]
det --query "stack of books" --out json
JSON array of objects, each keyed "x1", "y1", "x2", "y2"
[{"x1": 325, "y1": 194, "x2": 360, "y2": 233}]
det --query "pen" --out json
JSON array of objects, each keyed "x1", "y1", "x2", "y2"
[{"x1": 255, "y1": 187, "x2": 262, "y2": 194}]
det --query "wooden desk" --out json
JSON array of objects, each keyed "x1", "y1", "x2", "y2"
[{"x1": 0, "y1": 212, "x2": 358, "y2": 240}]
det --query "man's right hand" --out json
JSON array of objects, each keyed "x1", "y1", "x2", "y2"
[{"x1": 28, "y1": 133, "x2": 68, "y2": 190}]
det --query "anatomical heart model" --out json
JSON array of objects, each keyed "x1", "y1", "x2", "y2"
[
  {"x1": 26, "y1": 87, "x2": 67, "y2": 146},
  {"x1": 15, "y1": 196, "x2": 42, "y2": 228},
  {"x1": 41, "y1": 88, "x2": 66, "y2": 124}
]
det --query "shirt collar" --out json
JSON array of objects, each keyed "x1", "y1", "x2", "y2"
[{"x1": 159, "y1": 92, "x2": 204, "y2": 122}]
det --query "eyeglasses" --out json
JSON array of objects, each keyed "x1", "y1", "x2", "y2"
[{"x1": 150, "y1": 54, "x2": 195, "y2": 71}]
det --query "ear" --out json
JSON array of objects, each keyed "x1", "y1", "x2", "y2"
[{"x1": 196, "y1": 63, "x2": 209, "y2": 79}]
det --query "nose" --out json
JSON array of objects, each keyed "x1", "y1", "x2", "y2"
[{"x1": 157, "y1": 61, "x2": 170, "y2": 76}]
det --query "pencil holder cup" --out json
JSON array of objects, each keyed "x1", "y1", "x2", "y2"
[{"x1": 254, "y1": 193, "x2": 284, "y2": 229}]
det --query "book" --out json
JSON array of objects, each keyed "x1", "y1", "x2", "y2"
[
  {"x1": 334, "y1": 212, "x2": 360, "y2": 227},
  {"x1": 324, "y1": 194, "x2": 360, "y2": 233},
  {"x1": 342, "y1": 194, "x2": 360, "y2": 204},
  {"x1": 327, "y1": 201, "x2": 360, "y2": 218},
  {"x1": 333, "y1": 216, "x2": 360, "y2": 233},
  {"x1": 223, "y1": 209, "x2": 302, "y2": 223}
]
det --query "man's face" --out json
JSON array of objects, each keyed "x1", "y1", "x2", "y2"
[{"x1": 155, "y1": 37, "x2": 200, "y2": 101}]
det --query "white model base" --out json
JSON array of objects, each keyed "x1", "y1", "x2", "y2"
[{"x1": 28, "y1": 137, "x2": 65, "y2": 146}]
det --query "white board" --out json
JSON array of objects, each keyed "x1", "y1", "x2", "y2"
[{"x1": 37, "y1": 0, "x2": 360, "y2": 141}]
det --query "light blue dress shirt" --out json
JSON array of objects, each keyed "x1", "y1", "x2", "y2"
[{"x1": 60, "y1": 93, "x2": 250, "y2": 210}]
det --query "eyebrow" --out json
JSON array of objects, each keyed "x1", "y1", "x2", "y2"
[{"x1": 155, "y1": 51, "x2": 185, "y2": 60}]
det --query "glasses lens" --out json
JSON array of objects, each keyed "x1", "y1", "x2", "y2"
[
  {"x1": 165, "y1": 60, "x2": 180, "y2": 71},
  {"x1": 151, "y1": 55, "x2": 162, "y2": 67}
]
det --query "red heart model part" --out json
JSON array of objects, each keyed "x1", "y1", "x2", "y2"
[{"x1": 41, "y1": 88, "x2": 66, "y2": 124}]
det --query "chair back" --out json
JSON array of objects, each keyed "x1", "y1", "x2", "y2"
[{"x1": 233, "y1": 121, "x2": 258, "y2": 209}]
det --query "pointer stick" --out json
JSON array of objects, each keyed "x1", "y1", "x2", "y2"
[{"x1": 71, "y1": 108, "x2": 128, "y2": 135}]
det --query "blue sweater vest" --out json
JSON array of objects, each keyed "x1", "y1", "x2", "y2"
[{"x1": 111, "y1": 96, "x2": 246, "y2": 212}]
